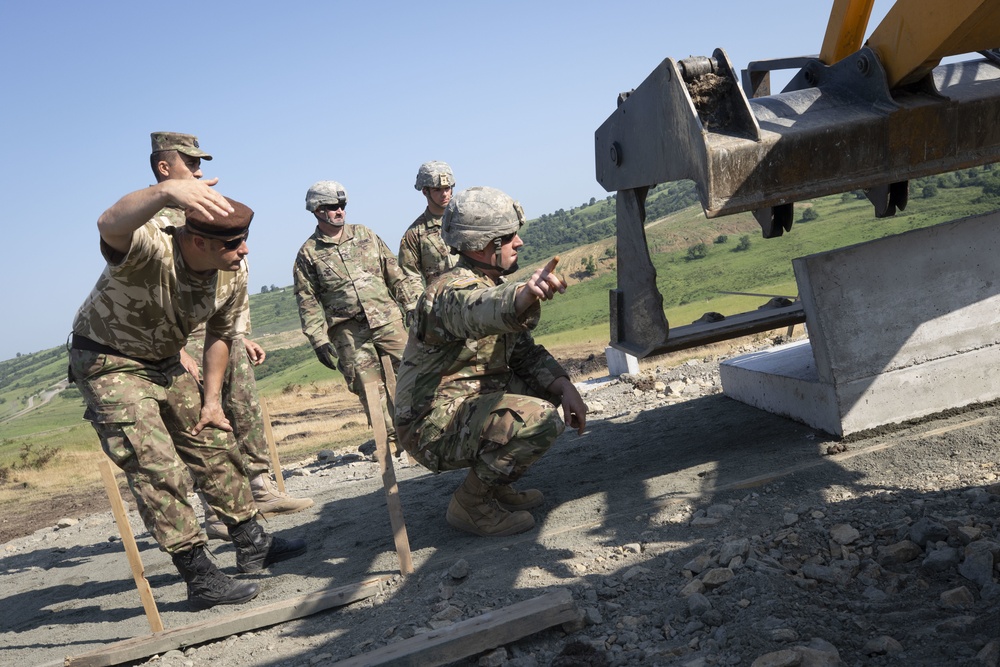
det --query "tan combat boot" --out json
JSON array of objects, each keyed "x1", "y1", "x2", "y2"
[
  {"x1": 250, "y1": 474, "x2": 315, "y2": 518},
  {"x1": 446, "y1": 469, "x2": 535, "y2": 537},
  {"x1": 199, "y1": 493, "x2": 230, "y2": 541},
  {"x1": 494, "y1": 483, "x2": 544, "y2": 511}
]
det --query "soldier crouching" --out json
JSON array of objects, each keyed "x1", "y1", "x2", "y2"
[{"x1": 394, "y1": 186, "x2": 588, "y2": 537}]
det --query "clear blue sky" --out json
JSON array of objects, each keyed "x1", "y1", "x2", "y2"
[{"x1": 0, "y1": 1, "x2": 895, "y2": 361}]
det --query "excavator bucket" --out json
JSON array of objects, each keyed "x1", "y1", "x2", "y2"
[{"x1": 596, "y1": 0, "x2": 1000, "y2": 358}]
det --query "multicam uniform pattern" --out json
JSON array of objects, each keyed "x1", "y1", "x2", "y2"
[
  {"x1": 397, "y1": 208, "x2": 458, "y2": 308},
  {"x1": 70, "y1": 214, "x2": 255, "y2": 553},
  {"x1": 394, "y1": 258, "x2": 568, "y2": 484},
  {"x1": 293, "y1": 224, "x2": 421, "y2": 444}
]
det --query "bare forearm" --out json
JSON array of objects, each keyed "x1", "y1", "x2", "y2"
[
  {"x1": 202, "y1": 335, "x2": 231, "y2": 408},
  {"x1": 97, "y1": 184, "x2": 178, "y2": 252},
  {"x1": 98, "y1": 178, "x2": 232, "y2": 254}
]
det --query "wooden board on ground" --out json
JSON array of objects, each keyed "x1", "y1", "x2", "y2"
[
  {"x1": 332, "y1": 588, "x2": 579, "y2": 667},
  {"x1": 63, "y1": 577, "x2": 389, "y2": 667}
]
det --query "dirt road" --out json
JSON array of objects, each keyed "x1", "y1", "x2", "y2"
[{"x1": 1, "y1": 345, "x2": 998, "y2": 666}]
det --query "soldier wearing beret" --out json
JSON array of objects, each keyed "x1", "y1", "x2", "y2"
[
  {"x1": 394, "y1": 186, "x2": 588, "y2": 537},
  {"x1": 69, "y1": 157, "x2": 306, "y2": 610},
  {"x1": 293, "y1": 181, "x2": 422, "y2": 456},
  {"x1": 148, "y1": 133, "x2": 314, "y2": 540}
]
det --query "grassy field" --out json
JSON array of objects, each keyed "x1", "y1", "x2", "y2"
[{"x1": 1, "y1": 180, "x2": 997, "y2": 494}]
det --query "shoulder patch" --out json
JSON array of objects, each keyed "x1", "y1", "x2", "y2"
[{"x1": 446, "y1": 276, "x2": 481, "y2": 289}]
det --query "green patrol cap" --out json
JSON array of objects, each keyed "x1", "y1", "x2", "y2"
[{"x1": 150, "y1": 132, "x2": 213, "y2": 160}]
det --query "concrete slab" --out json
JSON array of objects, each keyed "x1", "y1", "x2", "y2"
[
  {"x1": 721, "y1": 209, "x2": 1000, "y2": 437},
  {"x1": 720, "y1": 340, "x2": 841, "y2": 435}
]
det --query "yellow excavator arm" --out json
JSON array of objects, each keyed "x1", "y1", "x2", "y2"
[{"x1": 596, "y1": 0, "x2": 1000, "y2": 358}]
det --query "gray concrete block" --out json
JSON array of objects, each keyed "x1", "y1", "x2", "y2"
[{"x1": 722, "y1": 210, "x2": 1000, "y2": 436}]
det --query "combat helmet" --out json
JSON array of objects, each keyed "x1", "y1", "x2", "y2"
[
  {"x1": 305, "y1": 181, "x2": 348, "y2": 212},
  {"x1": 414, "y1": 161, "x2": 455, "y2": 191},
  {"x1": 441, "y1": 187, "x2": 524, "y2": 274}
]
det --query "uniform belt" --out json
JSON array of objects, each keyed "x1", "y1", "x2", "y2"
[{"x1": 71, "y1": 333, "x2": 162, "y2": 364}]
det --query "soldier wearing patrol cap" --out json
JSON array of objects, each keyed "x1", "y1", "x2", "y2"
[
  {"x1": 149, "y1": 131, "x2": 213, "y2": 184},
  {"x1": 146, "y1": 132, "x2": 314, "y2": 539},
  {"x1": 294, "y1": 180, "x2": 422, "y2": 456},
  {"x1": 69, "y1": 154, "x2": 307, "y2": 610},
  {"x1": 394, "y1": 186, "x2": 588, "y2": 537},
  {"x1": 398, "y1": 161, "x2": 458, "y2": 322}
]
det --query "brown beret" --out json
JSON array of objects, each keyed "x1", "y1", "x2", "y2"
[{"x1": 186, "y1": 197, "x2": 253, "y2": 237}]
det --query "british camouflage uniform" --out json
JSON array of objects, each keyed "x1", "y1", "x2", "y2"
[
  {"x1": 394, "y1": 257, "x2": 568, "y2": 484},
  {"x1": 69, "y1": 212, "x2": 255, "y2": 554},
  {"x1": 397, "y1": 208, "x2": 458, "y2": 305},
  {"x1": 150, "y1": 209, "x2": 271, "y2": 480},
  {"x1": 293, "y1": 223, "x2": 421, "y2": 446},
  {"x1": 184, "y1": 323, "x2": 270, "y2": 478}
]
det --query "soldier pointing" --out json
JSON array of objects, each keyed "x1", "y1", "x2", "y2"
[{"x1": 395, "y1": 186, "x2": 588, "y2": 537}]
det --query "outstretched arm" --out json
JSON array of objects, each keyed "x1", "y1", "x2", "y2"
[{"x1": 98, "y1": 178, "x2": 234, "y2": 253}]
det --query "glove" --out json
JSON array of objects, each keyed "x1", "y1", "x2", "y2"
[{"x1": 314, "y1": 343, "x2": 337, "y2": 370}]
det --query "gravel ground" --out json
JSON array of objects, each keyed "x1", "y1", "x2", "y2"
[{"x1": 2, "y1": 338, "x2": 999, "y2": 667}]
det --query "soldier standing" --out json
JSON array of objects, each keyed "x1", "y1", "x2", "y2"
[
  {"x1": 147, "y1": 132, "x2": 314, "y2": 541},
  {"x1": 394, "y1": 186, "x2": 588, "y2": 537},
  {"x1": 293, "y1": 181, "x2": 421, "y2": 455},
  {"x1": 398, "y1": 161, "x2": 457, "y2": 322},
  {"x1": 69, "y1": 178, "x2": 306, "y2": 609}
]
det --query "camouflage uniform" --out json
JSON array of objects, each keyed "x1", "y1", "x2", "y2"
[
  {"x1": 293, "y1": 223, "x2": 421, "y2": 444},
  {"x1": 394, "y1": 257, "x2": 568, "y2": 484},
  {"x1": 70, "y1": 213, "x2": 255, "y2": 554},
  {"x1": 398, "y1": 208, "x2": 458, "y2": 304},
  {"x1": 184, "y1": 323, "x2": 270, "y2": 478},
  {"x1": 148, "y1": 210, "x2": 271, "y2": 479}
]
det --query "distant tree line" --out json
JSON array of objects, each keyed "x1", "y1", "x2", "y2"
[
  {"x1": 518, "y1": 182, "x2": 699, "y2": 263},
  {"x1": 0, "y1": 347, "x2": 66, "y2": 392}
]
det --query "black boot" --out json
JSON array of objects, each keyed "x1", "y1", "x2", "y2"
[
  {"x1": 171, "y1": 545, "x2": 259, "y2": 610},
  {"x1": 230, "y1": 518, "x2": 307, "y2": 573}
]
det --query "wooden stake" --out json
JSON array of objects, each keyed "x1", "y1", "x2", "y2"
[
  {"x1": 260, "y1": 398, "x2": 285, "y2": 493},
  {"x1": 98, "y1": 457, "x2": 164, "y2": 634},
  {"x1": 362, "y1": 372, "x2": 414, "y2": 575},
  {"x1": 379, "y1": 355, "x2": 413, "y2": 465}
]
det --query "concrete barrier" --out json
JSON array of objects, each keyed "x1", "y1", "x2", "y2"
[{"x1": 721, "y1": 209, "x2": 1000, "y2": 436}]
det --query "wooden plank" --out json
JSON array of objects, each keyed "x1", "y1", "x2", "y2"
[
  {"x1": 98, "y1": 457, "x2": 163, "y2": 634},
  {"x1": 260, "y1": 398, "x2": 285, "y2": 493},
  {"x1": 362, "y1": 376, "x2": 414, "y2": 576},
  {"x1": 64, "y1": 577, "x2": 388, "y2": 667},
  {"x1": 333, "y1": 588, "x2": 578, "y2": 667}
]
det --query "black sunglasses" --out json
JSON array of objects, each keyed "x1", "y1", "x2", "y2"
[
  {"x1": 320, "y1": 202, "x2": 346, "y2": 212},
  {"x1": 498, "y1": 232, "x2": 517, "y2": 244},
  {"x1": 218, "y1": 231, "x2": 249, "y2": 250}
]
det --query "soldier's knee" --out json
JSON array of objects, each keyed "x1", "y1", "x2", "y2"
[{"x1": 517, "y1": 404, "x2": 564, "y2": 444}]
